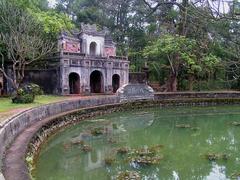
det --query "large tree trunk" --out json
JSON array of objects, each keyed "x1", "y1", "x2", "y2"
[
  {"x1": 188, "y1": 74, "x2": 194, "y2": 91},
  {"x1": 171, "y1": 75, "x2": 177, "y2": 92},
  {"x1": 166, "y1": 73, "x2": 178, "y2": 92}
]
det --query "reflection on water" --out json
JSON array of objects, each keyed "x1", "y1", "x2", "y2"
[
  {"x1": 86, "y1": 150, "x2": 102, "y2": 171},
  {"x1": 206, "y1": 163, "x2": 229, "y2": 180},
  {"x1": 35, "y1": 105, "x2": 240, "y2": 180}
]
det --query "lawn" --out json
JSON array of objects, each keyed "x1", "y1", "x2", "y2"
[{"x1": 0, "y1": 95, "x2": 69, "y2": 113}]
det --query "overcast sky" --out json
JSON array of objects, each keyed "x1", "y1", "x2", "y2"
[
  {"x1": 48, "y1": 0, "x2": 231, "y2": 14},
  {"x1": 48, "y1": 0, "x2": 56, "y2": 7}
]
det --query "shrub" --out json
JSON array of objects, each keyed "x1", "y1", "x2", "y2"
[{"x1": 12, "y1": 83, "x2": 43, "y2": 104}]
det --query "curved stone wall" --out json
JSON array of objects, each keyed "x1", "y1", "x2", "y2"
[
  {"x1": 2, "y1": 91, "x2": 240, "y2": 179},
  {"x1": 0, "y1": 96, "x2": 119, "y2": 171}
]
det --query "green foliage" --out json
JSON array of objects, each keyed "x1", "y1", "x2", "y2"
[
  {"x1": 7, "y1": 0, "x2": 74, "y2": 39},
  {"x1": 30, "y1": 10, "x2": 74, "y2": 36},
  {"x1": 13, "y1": 93, "x2": 35, "y2": 104},
  {"x1": 1, "y1": 0, "x2": 240, "y2": 91},
  {"x1": 9, "y1": 0, "x2": 49, "y2": 11},
  {"x1": 143, "y1": 35, "x2": 221, "y2": 90},
  {"x1": 12, "y1": 83, "x2": 43, "y2": 104}
]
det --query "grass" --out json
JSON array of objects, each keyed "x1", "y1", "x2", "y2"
[{"x1": 0, "y1": 95, "x2": 69, "y2": 113}]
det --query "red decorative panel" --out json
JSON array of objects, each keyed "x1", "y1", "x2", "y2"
[
  {"x1": 104, "y1": 47, "x2": 116, "y2": 57},
  {"x1": 63, "y1": 41, "x2": 80, "y2": 53}
]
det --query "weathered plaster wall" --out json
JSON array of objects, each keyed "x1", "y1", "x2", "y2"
[
  {"x1": 58, "y1": 36, "x2": 81, "y2": 53},
  {"x1": 24, "y1": 69, "x2": 59, "y2": 94},
  {"x1": 60, "y1": 57, "x2": 129, "y2": 94},
  {"x1": 82, "y1": 34, "x2": 105, "y2": 56}
]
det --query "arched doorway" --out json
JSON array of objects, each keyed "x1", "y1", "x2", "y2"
[
  {"x1": 90, "y1": 42, "x2": 97, "y2": 56},
  {"x1": 69, "y1": 73, "x2": 80, "y2": 94},
  {"x1": 90, "y1": 70, "x2": 103, "y2": 93},
  {"x1": 112, "y1": 74, "x2": 120, "y2": 93}
]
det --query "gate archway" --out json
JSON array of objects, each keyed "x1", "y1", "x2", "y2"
[
  {"x1": 90, "y1": 42, "x2": 97, "y2": 56},
  {"x1": 112, "y1": 74, "x2": 120, "y2": 93},
  {"x1": 90, "y1": 70, "x2": 103, "y2": 93},
  {"x1": 69, "y1": 72, "x2": 80, "y2": 94}
]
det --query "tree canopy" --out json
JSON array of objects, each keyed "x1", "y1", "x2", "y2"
[{"x1": 0, "y1": 0, "x2": 240, "y2": 92}]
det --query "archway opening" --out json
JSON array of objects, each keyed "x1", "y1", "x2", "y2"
[
  {"x1": 90, "y1": 42, "x2": 97, "y2": 56},
  {"x1": 69, "y1": 73, "x2": 80, "y2": 94},
  {"x1": 90, "y1": 70, "x2": 103, "y2": 93},
  {"x1": 112, "y1": 74, "x2": 120, "y2": 93}
]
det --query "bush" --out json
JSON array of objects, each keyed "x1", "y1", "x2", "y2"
[{"x1": 12, "y1": 83, "x2": 43, "y2": 104}]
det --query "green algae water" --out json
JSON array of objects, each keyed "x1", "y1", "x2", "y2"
[{"x1": 34, "y1": 105, "x2": 240, "y2": 180}]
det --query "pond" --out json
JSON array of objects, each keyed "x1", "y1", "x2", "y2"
[{"x1": 34, "y1": 105, "x2": 240, "y2": 180}]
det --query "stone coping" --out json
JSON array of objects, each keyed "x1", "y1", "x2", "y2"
[
  {"x1": 1, "y1": 91, "x2": 240, "y2": 179},
  {"x1": 154, "y1": 91, "x2": 240, "y2": 99},
  {"x1": 155, "y1": 91, "x2": 240, "y2": 95}
]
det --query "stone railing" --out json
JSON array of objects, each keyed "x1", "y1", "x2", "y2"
[
  {"x1": 154, "y1": 91, "x2": 240, "y2": 100},
  {"x1": 50, "y1": 52, "x2": 128, "y2": 62}
]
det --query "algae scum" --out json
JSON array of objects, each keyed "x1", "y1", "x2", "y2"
[{"x1": 34, "y1": 106, "x2": 240, "y2": 180}]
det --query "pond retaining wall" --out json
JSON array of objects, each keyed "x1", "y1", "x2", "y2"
[
  {"x1": 0, "y1": 96, "x2": 119, "y2": 175},
  {"x1": 1, "y1": 91, "x2": 240, "y2": 179},
  {"x1": 154, "y1": 91, "x2": 240, "y2": 99}
]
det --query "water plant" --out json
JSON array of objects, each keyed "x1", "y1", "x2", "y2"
[
  {"x1": 112, "y1": 123, "x2": 118, "y2": 129},
  {"x1": 176, "y1": 124, "x2": 191, "y2": 128},
  {"x1": 191, "y1": 127, "x2": 200, "y2": 131},
  {"x1": 117, "y1": 147, "x2": 129, "y2": 154},
  {"x1": 231, "y1": 172, "x2": 240, "y2": 179},
  {"x1": 107, "y1": 137, "x2": 117, "y2": 144},
  {"x1": 69, "y1": 138, "x2": 92, "y2": 152},
  {"x1": 128, "y1": 145, "x2": 164, "y2": 166},
  {"x1": 81, "y1": 144, "x2": 92, "y2": 152},
  {"x1": 91, "y1": 127, "x2": 104, "y2": 136},
  {"x1": 231, "y1": 122, "x2": 240, "y2": 126},
  {"x1": 63, "y1": 143, "x2": 72, "y2": 150},
  {"x1": 116, "y1": 171, "x2": 141, "y2": 180},
  {"x1": 176, "y1": 124, "x2": 200, "y2": 131},
  {"x1": 71, "y1": 140, "x2": 85, "y2": 145},
  {"x1": 148, "y1": 144, "x2": 164, "y2": 153},
  {"x1": 26, "y1": 155, "x2": 36, "y2": 180},
  {"x1": 133, "y1": 144, "x2": 163, "y2": 156},
  {"x1": 204, "y1": 153, "x2": 228, "y2": 161},
  {"x1": 104, "y1": 156, "x2": 116, "y2": 166},
  {"x1": 131, "y1": 155, "x2": 163, "y2": 165}
]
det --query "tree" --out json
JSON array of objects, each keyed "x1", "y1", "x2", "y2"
[
  {"x1": 30, "y1": 10, "x2": 75, "y2": 39},
  {"x1": 144, "y1": 35, "x2": 219, "y2": 91},
  {"x1": 9, "y1": 0, "x2": 49, "y2": 11},
  {"x1": 0, "y1": 1, "x2": 54, "y2": 92}
]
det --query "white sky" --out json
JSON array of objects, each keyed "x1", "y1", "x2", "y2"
[
  {"x1": 48, "y1": 0, "x2": 57, "y2": 7},
  {"x1": 48, "y1": 0, "x2": 233, "y2": 14}
]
